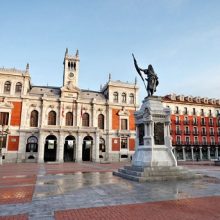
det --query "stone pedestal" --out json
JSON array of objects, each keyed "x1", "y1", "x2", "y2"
[
  {"x1": 132, "y1": 96, "x2": 177, "y2": 167},
  {"x1": 113, "y1": 96, "x2": 201, "y2": 182}
]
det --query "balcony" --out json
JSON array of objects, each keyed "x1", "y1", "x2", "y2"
[
  {"x1": 210, "y1": 142, "x2": 216, "y2": 146},
  {"x1": 184, "y1": 130, "x2": 191, "y2": 135},
  {"x1": 200, "y1": 112, "x2": 205, "y2": 116},
  {"x1": 209, "y1": 131, "x2": 215, "y2": 136},
  {"x1": 184, "y1": 141, "x2": 191, "y2": 146},
  {"x1": 202, "y1": 141, "x2": 208, "y2": 146},
  {"x1": 175, "y1": 130, "x2": 182, "y2": 135},
  {"x1": 193, "y1": 131, "x2": 199, "y2": 135},
  {"x1": 175, "y1": 120, "x2": 181, "y2": 125},
  {"x1": 173, "y1": 141, "x2": 183, "y2": 146},
  {"x1": 217, "y1": 122, "x2": 220, "y2": 127},
  {"x1": 209, "y1": 122, "x2": 214, "y2": 126},
  {"x1": 192, "y1": 121, "x2": 198, "y2": 126},
  {"x1": 183, "y1": 111, "x2": 188, "y2": 115},
  {"x1": 193, "y1": 141, "x2": 200, "y2": 146},
  {"x1": 200, "y1": 122, "x2": 206, "y2": 126},
  {"x1": 217, "y1": 132, "x2": 220, "y2": 136},
  {"x1": 183, "y1": 120, "x2": 189, "y2": 125},
  {"x1": 201, "y1": 131, "x2": 207, "y2": 136}
]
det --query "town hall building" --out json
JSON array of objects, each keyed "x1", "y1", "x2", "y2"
[{"x1": 0, "y1": 49, "x2": 139, "y2": 163}]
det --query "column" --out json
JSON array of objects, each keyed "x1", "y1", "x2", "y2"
[
  {"x1": 199, "y1": 147, "x2": 203, "y2": 160},
  {"x1": 57, "y1": 133, "x2": 64, "y2": 163},
  {"x1": 215, "y1": 147, "x2": 219, "y2": 160},
  {"x1": 191, "y1": 147, "x2": 194, "y2": 160},
  {"x1": 76, "y1": 133, "x2": 82, "y2": 162},
  {"x1": 207, "y1": 147, "x2": 211, "y2": 160},
  {"x1": 94, "y1": 131, "x2": 100, "y2": 162},
  {"x1": 38, "y1": 133, "x2": 45, "y2": 163},
  {"x1": 182, "y1": 147, "x2": 186, "y2": 161}
]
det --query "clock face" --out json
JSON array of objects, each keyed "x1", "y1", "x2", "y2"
[{"x1": 69, "y1": 72, "x2": 74, "y2": 78}]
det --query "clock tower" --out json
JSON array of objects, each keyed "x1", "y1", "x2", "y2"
[{"x1": 63, "y1": 48, "x2": 79, "y2": 89}]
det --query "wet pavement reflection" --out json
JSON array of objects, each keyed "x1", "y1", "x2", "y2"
[{"x1": 34, "y1": 170, "x2": 220, "y2": 202}]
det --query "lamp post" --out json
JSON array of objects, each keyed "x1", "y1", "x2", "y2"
[{"x1": 0, "y1": 125, "x2": 9, "y2": 165}]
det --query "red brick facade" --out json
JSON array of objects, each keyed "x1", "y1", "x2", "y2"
[
  {"x1": 10, "y1": 102, "x2": 22, "y2": 126},
  {"x1": 8, "y1": 136, "x2": 20, "y2": 151}
]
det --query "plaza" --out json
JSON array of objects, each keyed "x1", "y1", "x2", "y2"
[{"x1": 0, "y1": 161, "x2": 220, "y2": 219}]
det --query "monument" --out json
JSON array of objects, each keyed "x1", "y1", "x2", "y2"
[{"x1": 113, "y1": 55, "x2": 200, "y2": 182}]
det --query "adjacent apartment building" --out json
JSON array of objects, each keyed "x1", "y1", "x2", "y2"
[
  {"x1": 0, "y1": 49, "x2": 139, "y2": 163},
  {"x1": 163, "y1": 94, "x2": 220, "y2": 161}
]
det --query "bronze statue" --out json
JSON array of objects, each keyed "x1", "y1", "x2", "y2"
[{"x1": 132, "y1": 54, "x2": 159, "y2": 96}]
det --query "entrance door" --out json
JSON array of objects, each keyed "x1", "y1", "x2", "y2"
[
  {"x1": 82, "y1": 136, "x2": 93, "y2": 161},
  {"x1": 44, "y1": 135, "x2": 57, "y2": 162},
  {"x1": 64, "y1": 135, "x2": 75, "y2": 162}
]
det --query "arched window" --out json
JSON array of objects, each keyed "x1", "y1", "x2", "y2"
[
  {"x1": 66, "y1": 112, "x2": 73, "y2": 126},
  {"x1": 48, "y1": 111, "x2": 56, "y2": 125},
  {"x1": 113, "y1": 92, "x2": 118, "y2": 103},
  {"x1": 30, "y1": 110, "x2": 38, "y2": 127},
  {"x1": 129, "y1": 93, "x2": 134, "y2": 104},
  {"x1": 122, "y1": 93, "x2": 126, "y2": 103},
  {"x1": 98, "y1": 114, "x2": 104, "y2": 129},
  {"x1": 15, "y1": 82, "x2": 22, "y2": 93},
  {"x1": 82, "y1": 113, "x2": 89, "y2": 127},
  {"x1": 4, "y1": 81, "x2": 11, "y2": 93}
]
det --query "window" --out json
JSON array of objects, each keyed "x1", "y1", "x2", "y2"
[
  {"x1": 201, "y1": 118, "x2": 205, "y2": 125},
  {"x1": 176, "y1": 136, "x2": 181, "y2": 144},
  {"x1": 209, "y1": 110, "x2": 212, "y2": 117},
  {"x1": 202, "y1": 127, "x2": 206, "y2": 135},
  {"x1": 48, "y1": 111, "x2": 56, "y2": 125},
  {"x1": 202, "y1": 137, "x2": 207, "y2": 144},
  {"x1": 121, "y1": 138, "x2": 128, "y2": 149},
  {"x1": 185, "y1": 136, "x2": 190, "y2": 144},
  {"x1": 129, "y1": 93, "x2": 134, "y2": 104},
  {"x1": 211, "y1": 137, "x2": 215, "y2": 144},
  {"x1": 15, "y1": 82, "x2": 22, "y2": 93},
  {"x1": 30, "y1": 110, "x2": 38, "y2": 127},
  {"x1": 193, "y1": 108, "x2": 196, "y2": 115},
  {"x1": 193, "y1": 127, "x2": 198, "y2": 134},
  {"x1": 98, "y1": 114, "x2": 104, "y2": 129},
  {"x1": 184, "y1": 107, "x2": 188, "y2": 115},
  {"x1": 175, "y1": 106, "x2": 179, "y2": 114},
  {"x1": 194, "y1": 136, "x2": 198, "y2": 144},
  {"x1": 121, "y1": 119, "x2": 128, "y2": 130},
  {"x1": 0, "y1": 112, "x2": 9, "y2": 125},
  {"x1": 4, "y1": 81, "x2": 11, "y2": 93},
  {"x1": 82, "y1": 113, "x2": 89, "y2": 127},
  {"x1": 209, "y1": 118, "x2": 213, "y2": 126},
  {"x1": 66, "y1": 112, "x2": 73, "y2": 126},
  {"x1": 122, "y1": 93, "x2": 126, "y2": 103},
  {"x1": 193, "y1": 117, "x2": 197, "y2": 125},
  {"x1": 201, "y1": 109, "x2": 204, "y2": 116},
  {"x1": 113, "y1": 92, "x2": 118, "y2": 103}
]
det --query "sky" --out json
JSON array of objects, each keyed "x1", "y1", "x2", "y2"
[{"x1": 0, "y1": 0, "x2": 220, "y2": 101}]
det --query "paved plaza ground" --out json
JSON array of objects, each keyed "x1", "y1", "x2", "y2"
[{"x1": 0, "y1": 162, "x2": 220, "y2": 219}]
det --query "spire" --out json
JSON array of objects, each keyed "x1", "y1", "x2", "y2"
[
  {"x1": 76, "y1": 49, "x2": 79, "y2": 57},
  {"x1": 135, "y1": 76, "x2": 137, "y2": 84},
  {"x1": 26, "y1": 63, "x2": 29, "y2": 72},
  {"x1": 65, "y1": 48, "x2": 68, "y2": 56},
  {"x1": 109, "y1": 73, "x2": 111, "y2": 81}
]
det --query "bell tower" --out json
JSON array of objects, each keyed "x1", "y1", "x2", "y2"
[{"x1": 63, "y1": 48, "x2": 79, "y2": 88}]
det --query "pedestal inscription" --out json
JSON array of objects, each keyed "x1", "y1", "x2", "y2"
[{"x1": 154, "y1": 122, "x2": 164, "y2": 145}]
